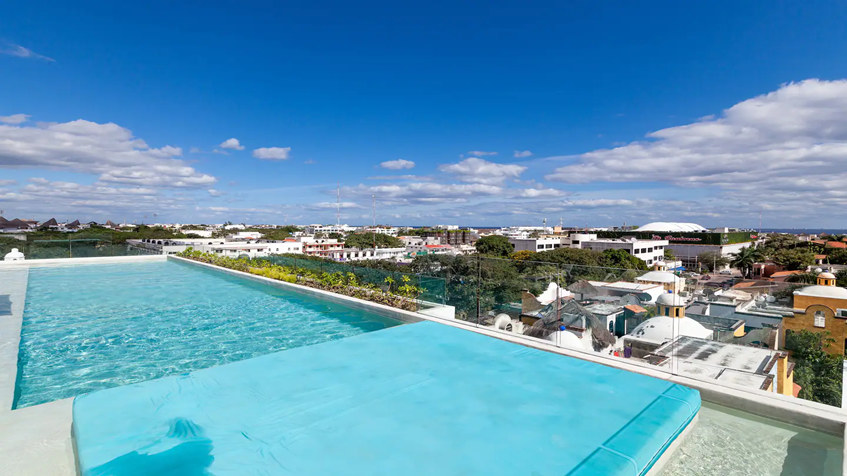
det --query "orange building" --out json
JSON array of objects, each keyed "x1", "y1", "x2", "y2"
[{"x1": 782, "y1": 273, "x2": 847, "y2": 356}]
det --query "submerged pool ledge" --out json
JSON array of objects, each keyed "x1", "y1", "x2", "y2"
[
  {"x1": 0, "y1": 266, "x2": 28, "y2": 411},
  {"x1": 73, "y1": 321, "x2": 701, "y2": 476}
]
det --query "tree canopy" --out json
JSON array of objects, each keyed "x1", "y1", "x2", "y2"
[
  {"x1": 474, "y1": 235, "x2": 513, "y2": 257},
  {"x1": 784, "y1": 330, "x2": 843, "y2": 407},
  {"x1": 344, "y1": 233, "x2": 403, "y2": 249},
  {"x1": 697, "y1": 251, "x2": 730, "y2": 272}
]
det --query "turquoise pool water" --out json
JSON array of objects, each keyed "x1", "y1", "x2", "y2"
[{"x1": 14, "y1": 260, "x2": 401, "y2": 408}]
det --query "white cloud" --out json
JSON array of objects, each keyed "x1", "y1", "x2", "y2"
[
  {"x1": 310, "y1": 201, "x2": 363, "y2": 209},
  {"x1": 207, "y1": 189, "x2": 225, "y2": 197},
  {"x1": 252, "y1": 147, "x2": 291, "y2": 160},
  {"x1": 545, "y1": 79, "x2": 847, "y2": 214},
  {"x1": 0, "y1": 44, "x2": 54, "y2": 62},
  {"x1": 561, "y1": 199, "x2": 636, "y2": 208},
  {"x1": 0, "y1": 114, "x2": 30, "y2": 125},
  {"x1": 380, "y1": 159, "x2": 415, "y2": 170},
  {"x1": 519, "y1": 187, "x2": 564, "y2": 198},
  {"x1": 219, "y1": 138, "x2": 245, "y2": 150},
  {"x1": 0, "y1": 119, "x2": 215, "y2": 188},
  {"x1": 439, "y1": 157, "x2": 527, "y2": 185},
  {"x1": 366, "y1": 175, "x2": 433, "y2": 181},
  {"x1": 189, "y1": 147, "x2": 202, "y2": 154},
  {"x1": 467, "y1": 151, "x2": 497, "y2": 157},
  {"x1": 513, "y1": 150, "x2": 532, "y2": 158},
  {"x1": 212, "y1": 149, "x2": 229, "y2": 155},
  {"x1": 0, "y1": 179, "x2": 16, "y2": 186}
]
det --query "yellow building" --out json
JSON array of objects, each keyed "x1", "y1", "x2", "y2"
[{"x1": 783, "y1": 272, "x2": 847, "y2": 356}]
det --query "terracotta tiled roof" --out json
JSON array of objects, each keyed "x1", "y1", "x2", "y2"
[
  {"x1": 811, "y1": 240, "x2": 827, "y2": 245},
  {"x1": 793, "y1": 383, "x2": 802, "y2": 398},
  {"x1": 731, "y1": 281, "x2": 758, "y2": 289},
  {"x1": 623, "y1": 304, "x2": 647, "y2": 314},
  {"x1": 826, "y1": 241, "x2": 847, "y2": 249},
  {"x1": 771, "y1": 270, "x2": 803, "y2": 278},
  {"x1": 815, "y1": 254, "x2": 828, "y2": 259}
]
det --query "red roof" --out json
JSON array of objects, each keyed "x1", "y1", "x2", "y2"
[
  {"x1": 793, "y1": 383, "x2": 802, "y2": 398},
  {"x1": 425, "y1": 244, "x2": 449, "y2": 248},
  {"x1": 624, "y1": 304, "x2": 647, "y2": 314},
  {"x1": 732, "y1": 281, "x2": 758, "y2": 289},
  {"x1": 815, "y1": 254, "x2": 828, "y2": 259},
  {"x1": 826, "y1": 241, "x2": 847, "y2": 249},
  {"x1": 812, "y1": 240, "x2": 827, "y2": 245},
  {"x1": 771, "y1": 270, "x2": 803, "y2": 278}
]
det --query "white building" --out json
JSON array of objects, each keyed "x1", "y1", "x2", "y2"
[
  {"x1": 327, "y1": 247, "x2": 406, "y2": 262},
  {"x1": 581, "y1": 237, "x2": 669, "y2": 266},
  {"x1": 228, "y1": 231, "x2": 264, "y2": 241},
  {"x1": 304, "y1": 224, "x2": 358, "y2": 235},
  {"x1": 434, "y1": 225, "x2": 459, "y2": 230},
  {"x1": 406, "y1": 243, "x2": 455, "y2": 255},
  {"x1": 508, "y1": 237, "x2": 563, "y2": 252},
  {"x1": 360, "y1": 226, "x2": 399, "y2": 236},
  {"x1": 180, "y1": 229, "x2": 214, "y2": 238},
  {"x1": 561, "y1": 233, "x2": 597, "y2": 249}
]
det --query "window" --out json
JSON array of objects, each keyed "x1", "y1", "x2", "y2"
[
  {"x1": 572, "y1": 240, "x2": 579, "y2": 245},
  {"x1": 814, "y1": 311, "x2": 826, "y2": 328},
  {"x1": 648, "y1": 247, "x2": 653, "y2": 253},
  {"x1": 663, "y1": 306, "x2": 670, "y2": 316},
  {"x1": 647, "y1": 259, "x2": 652, "y2": 265}
]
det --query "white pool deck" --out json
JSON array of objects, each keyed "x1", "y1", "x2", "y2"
[{"x1": 1, "y1": 254, "x2": 847, "y2": 475}]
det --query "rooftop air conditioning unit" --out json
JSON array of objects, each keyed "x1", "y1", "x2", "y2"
[{"x1": 839, "y1": 309, "x2": 847, "y2": 318}]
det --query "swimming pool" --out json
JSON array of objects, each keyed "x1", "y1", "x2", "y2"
[{"x1": 13, "y1": 260, "x2": 401, "y2": 408}]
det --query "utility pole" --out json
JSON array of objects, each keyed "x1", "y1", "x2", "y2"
[{"x1": 372, "y1": 195, "x2": 376, "y2": 251}]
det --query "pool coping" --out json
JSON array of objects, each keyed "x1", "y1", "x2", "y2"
[{"x1": 0, "y1": 266, "x2": 28, "y2": 411}]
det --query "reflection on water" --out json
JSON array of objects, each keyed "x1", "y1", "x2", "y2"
[{"x1": 659, "y1": 403, "x2": 842, "y2": 476}]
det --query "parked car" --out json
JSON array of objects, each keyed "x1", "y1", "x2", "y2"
[
  {"x1": 719, "y1": 269, "x2": 733, "y2": 275},
  {"x1": 700, "y1": 275, "x2": 711, "y2": 280}
]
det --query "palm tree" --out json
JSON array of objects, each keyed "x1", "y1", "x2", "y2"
[{"x1": 731, "y1": 245, "x2": 763, "y2": 279}]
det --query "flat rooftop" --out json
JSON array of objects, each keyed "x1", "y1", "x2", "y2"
[{"x1": 73, "y1": 321, "x2": 699, "y2": 476}]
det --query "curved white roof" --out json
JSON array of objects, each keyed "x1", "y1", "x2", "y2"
[
  {"x1": 819, "y1": 272, "x2": 836, "y2": 279},
  {"x1": 637, "y1": 271, "x2": 680, "y2": 284},
  {"x1": 794, "y1": 285, "x2": 847, "y2": 300},
  {"x1": 628, "y1": 316, "x2": 712, "y2": 344},
  {"x1": 656, "y1": 293, "x2": 685, "y2": 307},
  {"x1": 636, "y1": 222, "x2": 708, "y2": 232}
]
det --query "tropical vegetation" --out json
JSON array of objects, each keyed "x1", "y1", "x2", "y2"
[
  {"x1": 784, "y1": 329, "x2": 843, "y2": 407},
  {"x1": 176, "y1": 249, "x2": 424, "y2": 311}
]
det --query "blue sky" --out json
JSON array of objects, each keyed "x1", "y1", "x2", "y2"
[{"x1": 2, "y1": 1, "x2": 847, "y2": 227}]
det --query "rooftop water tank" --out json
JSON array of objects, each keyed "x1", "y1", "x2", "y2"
[{"x1": 3, "y1": 248, "x2": 25, "y2": 261}]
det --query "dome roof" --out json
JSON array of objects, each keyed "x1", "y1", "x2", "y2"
[
  {"x1": 636, "y1": 271, "x2": 680, "y2": 284},
  {"x1": 635, "y1": 222, "x2": 708, "y2": 232},
  {"x1": 656, "y1": 293, "x2": 685, "y2": 307},
  {"x1": 628, "y1": 316, "x2": 712, "y2": 344},
  {"x1": 794, "y1": 285, "x2": 847, "y2": 300},
  {"x1": 549, "y1": 330, "x2": 586, "y2": 350},
  {"x1": 818, "y1": 272, "x2": 836, "y2": 279}
]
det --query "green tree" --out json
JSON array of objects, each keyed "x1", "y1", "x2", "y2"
[
  {"x1": 474, "y1": 235, "x2": 514, "y2": 257},
  {"x1": 836, "y1": 269, "x2": 847, "y2": 287},
  {"x1": 534, "y1": 247, "x2": 601, "y2": 267},
  {"x1": 344, "y1": 233, "x2": 403, "y2": 249},
  {"x1": 772, "y1": 248, "x2": 815, "y2": 271},
  {"x1": 786, "y1": 272, "x2": 819, "y2": 284},
  {"x1": 697, "y1": 251, "x2": 729, "y2": 272},
  {"x1": 825, "y1": 249, "x2": 847, "y2": 265},
  {"x1": 663, "y1": 248, "x2": 676, "y2": 260},
  {"x1": 598, "y1": 249, "x2": 648, "y2": 271},
  {"x1": 730, "y1": 245, "x2": 763, "y2": 278},
  {"x1": 784, "y1": 330, "x2": 843, "y2": 407}
]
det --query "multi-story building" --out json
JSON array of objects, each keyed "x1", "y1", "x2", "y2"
[
  {"x1": 782, "y1": 272, "x2": 847, "y2": 356},
  {"x1": 508, "y1": 237, "x2": 563, "y2": 252},
  {"x1": 304, "y1": 224, "x2": 358, "y2": 235},
  {"x1": 360, "y1": 226, "x2": 399, "y2": 236},
  {"x1": 299, "y1": 237, "x2": 344, "y2": 256},
  {"x1": 581, "y1": 237, "x2": 669, "y2": 266},
  {"x1": 327, "y1": 247, "x2": 406, "y2": 262}
]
